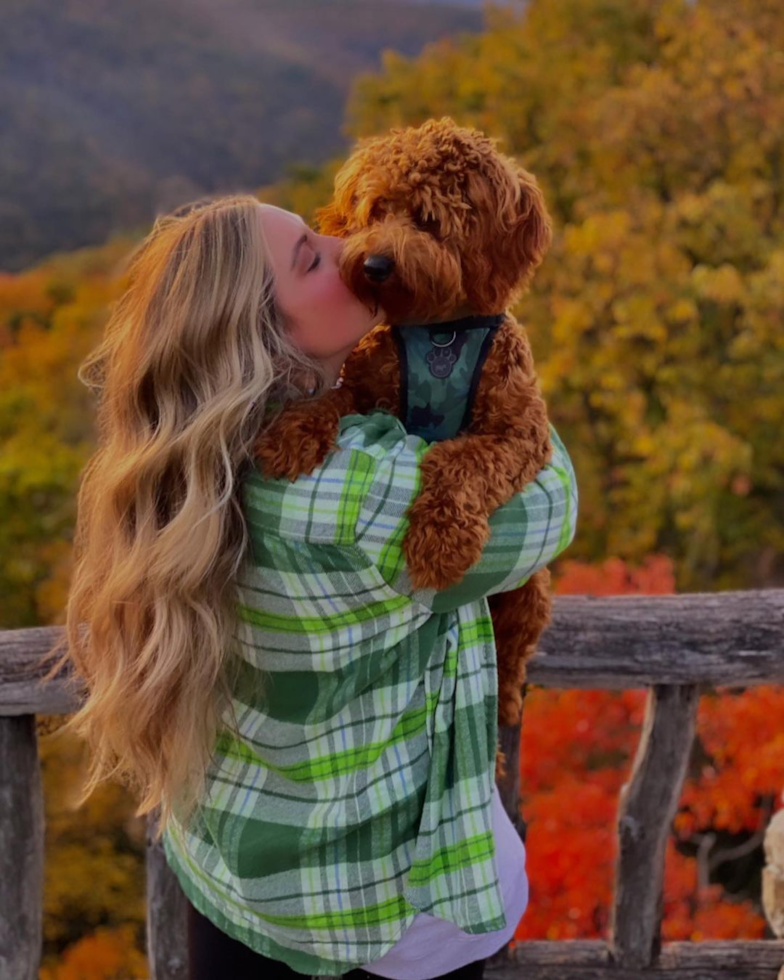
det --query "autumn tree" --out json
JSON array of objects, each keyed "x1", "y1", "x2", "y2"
[
  {"x1": 2, "y1": 0, "x2": 782, "y2": 971},
  {"x1": 341, "y1": 0, "x2": 784, "y2": 593}
]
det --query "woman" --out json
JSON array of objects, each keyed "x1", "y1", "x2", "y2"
[{"x1": 43, "y1": 194, "x2": 578, "y2": 980}]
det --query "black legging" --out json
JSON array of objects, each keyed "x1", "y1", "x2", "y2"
[{"x1": 187, "y1": 898, "x2": 488, "y2": 980}]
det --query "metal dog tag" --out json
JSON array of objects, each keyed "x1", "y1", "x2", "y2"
[{"x1": 426, "y1": 331, "x2": 458, "y2": 378}]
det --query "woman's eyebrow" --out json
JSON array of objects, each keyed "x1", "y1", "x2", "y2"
[{"x1": 290, "y1": 232, "x2": 309, "y2": 271}]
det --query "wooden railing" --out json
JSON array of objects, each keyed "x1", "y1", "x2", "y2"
[{"x1": 2, "y1": 590, "x2": 784, "y2": 980}]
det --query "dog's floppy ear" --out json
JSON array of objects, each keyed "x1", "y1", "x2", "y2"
[
  {"x1": 505, "y1": 166, "x2": 552, "y2": 280},
  {"x1": 462, "y1": 162, "x2": 552, "y2": 310}
]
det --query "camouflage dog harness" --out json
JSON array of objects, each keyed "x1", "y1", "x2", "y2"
[{"x1": 391, "y1": 313, "x2": 505, "y2": 442}]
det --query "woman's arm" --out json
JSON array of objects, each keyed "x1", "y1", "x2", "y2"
[
  {"x1": 245, "y1": 409, "x2": 577, "y2": 615},
  {"x1": 355, "y1": 419, "x2": 578, "y2": 613}
]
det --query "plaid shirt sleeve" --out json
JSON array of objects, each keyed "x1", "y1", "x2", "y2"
[{"x1": 353, "y1": 415, "x2": 579, "y2": 614}]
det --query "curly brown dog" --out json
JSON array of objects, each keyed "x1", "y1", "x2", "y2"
[{"x1": 255, "y1": 117, "x2": 555, "y2": 784}]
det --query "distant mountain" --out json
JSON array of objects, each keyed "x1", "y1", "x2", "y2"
[
  {"x1": 0, "y1": 0, "x2": 484, "y2": 272},
  {"x1": 395, "y1": 0, "x2": 516, "y2": 6},
  {"x1": 394, "y1": 0, "x2": 490, "y2": 5}
]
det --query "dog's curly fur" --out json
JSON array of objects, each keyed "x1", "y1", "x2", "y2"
[{"x1": 255, "y1": 117, "x2": 555, "y2": 784}]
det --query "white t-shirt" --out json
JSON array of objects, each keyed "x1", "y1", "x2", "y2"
[{"x1": 360, "y1": 782, "x2": 529, "y2": 979}]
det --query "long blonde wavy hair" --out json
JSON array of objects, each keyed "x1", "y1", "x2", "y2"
[{"x1": 39, "y1": 193, "x2": 330, "y2": 842}]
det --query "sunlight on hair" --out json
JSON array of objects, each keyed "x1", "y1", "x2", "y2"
[{"x1": 37, "y1": 193, "x2": 329, "y2": 841}]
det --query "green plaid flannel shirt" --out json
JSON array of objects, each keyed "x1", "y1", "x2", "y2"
[{"x1": 163, "y1": 409, "x2": 578, "y2": 976}]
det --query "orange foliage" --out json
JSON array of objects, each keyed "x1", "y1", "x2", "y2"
[
  {"x1": 39, "y1": 925, "x2": 148, "y2": 980},
  {"x1": 555, "y1": 554, "x2": 677, "y2": 596}
]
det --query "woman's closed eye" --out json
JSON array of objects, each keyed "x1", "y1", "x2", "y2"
[{"x1": 301, "y1": 230, "x2": 322, "y2": 273}]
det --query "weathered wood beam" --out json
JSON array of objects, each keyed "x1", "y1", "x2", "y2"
[
  {"x1": 486, "y1": 938, "x2": 784, "y2": 978},
  {"x1": 529, "y1": 590, "x2": 784, "y2": 690},
  {"x1": 4, "y1": 590, "x2": 784, "y2": 714},
  {"x1": 1, "y1": 625, "x2": 88, "y2": 716}
]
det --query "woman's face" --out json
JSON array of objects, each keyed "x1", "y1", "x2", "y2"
[{"x1": 257, "y1": 204, "x2": 384, "y2": 378}]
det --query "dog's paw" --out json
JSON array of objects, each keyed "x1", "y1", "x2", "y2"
[
  {"x1": 254, "y1": 410, "x2": 340, "y2": 481},
  {"x1": 402, "y1": 498, "x2": 490, "y2": 590}
]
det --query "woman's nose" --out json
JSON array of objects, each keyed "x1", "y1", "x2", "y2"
[{"x1": 323, "y1": 234, "x2": 344, "y2": 262}]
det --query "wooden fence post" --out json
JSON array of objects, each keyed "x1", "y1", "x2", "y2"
[
  {"x1": 609, "y1": 683, "x2": 699, "y2": 970},
  {"x1": 0, "y1": 715, "x2": 44, "y2": 980},
  {"x1": 146, "y1": 807, "x2": 189, "y2": 980}
]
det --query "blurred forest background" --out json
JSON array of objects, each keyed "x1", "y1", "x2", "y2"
[
  {"x1": 0, "y1": 0, "x2": 782, "y2": 976},
  {"x1": 0, "y1": 0, "x2": 486, "y2": 272}
]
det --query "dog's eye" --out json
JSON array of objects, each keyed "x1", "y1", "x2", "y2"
[{"x1": 418, "y1": 214, "x2": 443, "y2": 239}]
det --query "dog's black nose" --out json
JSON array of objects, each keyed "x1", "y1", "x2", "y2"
[{"x1": 363, "y1": 254, "x2": 394, "y2": 283}]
